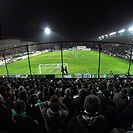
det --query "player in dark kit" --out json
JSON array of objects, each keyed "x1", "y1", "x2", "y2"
[{"x1": 64, "y1": 66, "x2": 68, "y2": 75}]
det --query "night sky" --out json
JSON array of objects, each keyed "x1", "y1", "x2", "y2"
[{"x1": 0, "y1": 0, "x2": 133, "y2": 42}]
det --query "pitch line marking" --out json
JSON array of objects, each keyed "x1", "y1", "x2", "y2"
[
  {"x1": 85, "y1": 67, "x2": 89, "y2": 73},
  {"x1": 106, "y1": 62, "x2": 125, "y2": 73}
]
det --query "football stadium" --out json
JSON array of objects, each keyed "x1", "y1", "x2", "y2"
[
  {"x1": 0, "y1": 39, "x2": 133, "y2": 78},
  {"x1": 1, "y1": 1, "x2": 133, "y2": 133}
]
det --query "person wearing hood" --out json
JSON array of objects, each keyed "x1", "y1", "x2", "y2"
[
  {"x1": 42, "y1": 95, "x2": 68, "y2": 133},
  {"x1": 67, "y1": 94, "x2": 110, "y2": 133}
]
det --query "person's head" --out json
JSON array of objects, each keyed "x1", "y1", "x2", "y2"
[
  {"x1": 120, "y1": 88, "x2": 127, "y2": 98},
  {"x1": 49, "y1": 95, "x2": 60, "y2": 112},
  {"x1": 19, "y1": 91, "x2": 28, "y2": 102},
  {"x1": 36, "y1": 91, "x2": 44, "y2": 101},
  {"x1": 102, "y1": 89, "x2": 110, "y2": 99},
  {"x1": 48, "y1": 86, "x2": 54, "y2": 94},
  {"x1": 65, "y1": 88, "x2": 71, "y2": 96},
  {"x1": 84, "y1": 94, "x2": 100, "y2": 114},
  {"x1": 13, "y1": 100, "x2": 26, "y2": 112},
  {"x1": 78, "y1": 89, "x2": 87, "y2": 98}
]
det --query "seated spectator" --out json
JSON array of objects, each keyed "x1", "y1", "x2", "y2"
[{"x1": 67, "y1": 94, "x2": 110, "y2": 133}]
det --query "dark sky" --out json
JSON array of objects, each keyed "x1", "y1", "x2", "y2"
[{"x1": 0, "y1": 0, "x2": 133, "y2": 42}]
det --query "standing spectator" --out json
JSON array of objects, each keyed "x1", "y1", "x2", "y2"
[
  {"x1": 44, "y1": 86, "x2": 55, "y2": 101},
  {"x1": 62, "y1": 88, "x2": 73, "y2": 111},
  {"x1": 0, "y1": 94, "x2": 13, "y2": 133},
  {"x1": 5, "y1": 94, "x2": 16, "y2": 110},
  {"x1": 18, "y1": 91, "x2": 32, "y2": 117},
  {"x1": 32, "y1": 91, "x2": 46, "y2": 130},
  {"x1": 71, "y1": 89, "x2": 87, "y2": 116},
  {"x1": 11, "y1": 100, "x2": 45, "y2": 133},
  {"x1": 116, "y1": 94, "x2": 133, "y2": 129},
  {"x1": 114, "y1": 88, "x2": 128, "y2": 115},
  {"x1": 98, "y1": 93, "x2": 117, "y2": 130},
  {"x1": 67, "y1": 94, "x2": 110, "y2": 133},
  {"x1": 42, "y1": 95, "x2": 68, "y2": 133}
]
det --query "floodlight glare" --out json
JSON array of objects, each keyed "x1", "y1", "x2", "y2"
[
  {"x1": 45, "y1": 27, "x2": 50, "y2": 34},
  {"x1": 99, "y1": 37, "x2": 102, "y2": 40},
  {"x1": 101, "y1": 35, "x2": 104, "y2": 38},
  {"x1": 119, "y1": 29, "x2": 125, "y2": 33},
  {"x1": 109, "y1": 32, "x2": 116, "y2": 35},
  {"x1": 128, "y1": 26, "x2": 133, "y2": 31}
]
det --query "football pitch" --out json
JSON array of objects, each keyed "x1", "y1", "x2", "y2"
[{"x1": 0, "y1": 50, "x2": 133, "y2": 77}]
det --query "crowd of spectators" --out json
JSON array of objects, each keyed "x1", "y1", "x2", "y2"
[
  {"x1": 102, "y1": 43, "x2": 131, "y2": 60},
  {"x1": 0, "y1": 77, "x2": 133, "y2": 133}
]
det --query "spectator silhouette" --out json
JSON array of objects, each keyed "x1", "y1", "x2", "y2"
[
  {"x1": 11, "y1": 100, "x2": 45, "y2": 133},
  {"x1": 42, "y1": 95, "x2": 68, "y2": 133},
  {"x1": 67, "y1": 94, "x2": 110, "y2": 133},
  {"x1": 71, "y1": 89, "x2": 87, "y2": 116},
  {"x1": 114, "y1": 88, "x2": 128, "y2": 115}
]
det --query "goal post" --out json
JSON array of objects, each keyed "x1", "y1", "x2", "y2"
[{"x1": 38, "y1": 63, "x2": 68, "y2": 74}]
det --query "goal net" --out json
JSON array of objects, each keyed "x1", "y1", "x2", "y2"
[{"x1": 38, "y1": 63, "x2": 68, "y2": 74}]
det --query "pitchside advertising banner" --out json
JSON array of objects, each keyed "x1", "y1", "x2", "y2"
[{"x1": 0, "y1": 74, "x2": 133, "y2": 78}]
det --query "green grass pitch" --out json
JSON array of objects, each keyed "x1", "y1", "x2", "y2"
[{"x1": 0, "y1": 50, "x2": 133, "y2": 77}]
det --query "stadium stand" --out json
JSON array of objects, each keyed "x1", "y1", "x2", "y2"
[{"x1": 0, "y1": 77, "x2": 133, "y2": 133}]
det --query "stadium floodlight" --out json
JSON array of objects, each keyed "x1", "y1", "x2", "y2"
[
  {"x1": 99, "y1": 37, "x2": 101, "y2": 40},
  {"x1": 101, "y1": 35, "x2": 104, "y2": 39},
  {"x1": 109, "y1": 32, "x2": 116, "y2": 36},
  {"x1": 45, "y1": 27, "x2": 51, "y2": 35},
  {"x1": 128, "y1": 26, "x2": 133, "y2": 31},
  {"x1": 118, "y1": 29, "x2": 125, "y2": 33},
  {"x1": 105, "y1": 34, "x2": 108, "y2": 38}
]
